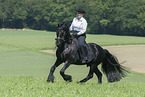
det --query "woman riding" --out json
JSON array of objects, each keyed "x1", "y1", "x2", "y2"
[{"x1": 69, "y1": 9, "x2": 95, "y2": 63}]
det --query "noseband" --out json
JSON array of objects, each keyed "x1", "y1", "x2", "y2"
[{"x1": 55, "y1": 37, "x2": 65, "y2": 42}]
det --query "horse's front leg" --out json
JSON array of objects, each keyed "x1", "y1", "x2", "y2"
[
  {"x1": 47, "y1": 59, "x2": 62, "y2": 83},
  {"x1": 60, "y1": 61, "x2": 72, "y2": 82}
]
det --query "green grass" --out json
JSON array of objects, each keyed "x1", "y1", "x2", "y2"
[
  {"x1": 0, "y1": 30, "x2": 56, "y2": 50},
  {"x1": 0, "y1": 76, "x2": 145, "y2": 97},
  {"x1": 0, "y1": 30, "x2": 145, "y2": 96},
  {"x1": 0, "y1": 30, "x2": 145, "y2": 51},
  {"x1": 87, "y1": 34, "x2": 145, "y2": 46}
]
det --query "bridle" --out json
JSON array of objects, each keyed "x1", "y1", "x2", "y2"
[
  {"x1": 56, "y1": 28, "x2": 66, "y2": 41},
  {"x1": 55, "y1": 37, "x2": 65, "y2": 42},
  {"x1": 55, "y1": 28, "x2": 66, "y2": 47}
]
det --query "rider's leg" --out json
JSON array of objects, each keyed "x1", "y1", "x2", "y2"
[
  {"x1": 77, "y1": 35, "x2": 95, "y2": 63},
  {"x1": 77, "y1": 35, "x2": 88, "y2": 63}
]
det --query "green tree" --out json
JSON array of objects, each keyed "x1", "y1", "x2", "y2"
[
  {"x1": 137, "y1": 0, "x2": 145, "y2": 35},
  {"x1": 0, "y1": 0, "x2": 27, "y2": 28},
  {"x1": 0, "y1": 0, "x2": 144, "y2": 36},
  {"x1": 86, "y1": 0, "x2": 115, "y2": 34},
  {"x1": 114, "y1": 0, "x2": 143, "y2": 35}
]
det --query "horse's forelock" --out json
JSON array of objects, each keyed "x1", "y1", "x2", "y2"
[{"x1": 58, "y1": 22, "x2": 64, "y2": 28}]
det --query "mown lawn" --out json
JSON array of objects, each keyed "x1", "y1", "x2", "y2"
[{"x1": 0, "y1": 30, "x2": 145, "y2": 50}]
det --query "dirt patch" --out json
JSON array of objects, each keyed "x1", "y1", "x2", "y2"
[
  {"x1": 40, "y1": 45, "x2": 145, "y2": 73},
  {"x1": 40, "y1": 50, "x2": 56, "y2": 54}
]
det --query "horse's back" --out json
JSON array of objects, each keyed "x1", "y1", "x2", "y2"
[
  {"x1": 88, "y1": 43, "x2": 104, "y2": 53},
  {"x1": 88, "y1": 43, "x2": 105, "y2": 64}
]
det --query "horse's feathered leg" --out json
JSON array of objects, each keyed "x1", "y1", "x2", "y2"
[
  {"x1": 60, "y1": 61, "x2": 72, "y2": 82},
  {"x1": 78, "y1": 64, "x2": 95, "y2": 83},
  {"x1": 47, "y1": 59, "x2": 62, "y2": 83}
]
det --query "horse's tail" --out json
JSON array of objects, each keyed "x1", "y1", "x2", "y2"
[{"x1": 102, "y1": 49, "x2": 128, "y2": 82}]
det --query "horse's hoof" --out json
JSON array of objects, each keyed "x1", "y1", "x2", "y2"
[
  {"x1": 78, "y1": 79, "x2": 86, "y2": 83},
  {"x1": 66, "y1": 79, "x2": 72, "y2": 82},
  {"x1": 77, "y1": 80, "x2": 85, "y2": 84},
  {"x1": 47, "y1": 79, "x2": 54, "y2": 83},
  {"x1": 47, "y1": 75, "x2": 55, "y2": 83},
  {"x1": 64, "y1": 75, "x2": 72, "y2": 82},
  {"x1": 98, "y1": 82, "x2": 102, "y2": 85}
]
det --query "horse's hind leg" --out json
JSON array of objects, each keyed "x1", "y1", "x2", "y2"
[
  {"x1": 79, "y1": 64, "x2": 95, "y2": 83},
  {"x1": 94, "y1": 66, "x2": 102, "y2": 84}
]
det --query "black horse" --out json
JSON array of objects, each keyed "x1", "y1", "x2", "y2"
[{"x1": 47, "y1": 22, "x2": 127, "y2": 84}]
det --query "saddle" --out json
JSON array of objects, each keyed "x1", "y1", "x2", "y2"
[{"x1": 62, "y1": 37, "x2": 95, "y2": 63}]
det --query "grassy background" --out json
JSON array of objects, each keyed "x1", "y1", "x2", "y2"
[{"x1": 0, "y1": 30, "x2": 145, "y2": 96}]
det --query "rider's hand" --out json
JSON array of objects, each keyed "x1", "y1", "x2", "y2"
[{"x1": 73, "y1": 33, "x2": 78, "y2": 37}]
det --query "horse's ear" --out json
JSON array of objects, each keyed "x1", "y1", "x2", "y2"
[{"x1": 58, "y1": 22, "x2": 61, "y2": 27}]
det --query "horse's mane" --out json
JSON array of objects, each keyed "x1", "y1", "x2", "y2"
[
  {"x1": 61, "y1": 36, "x2": 80, "y2": 62},
  {"x1": 57, "y1": 22, "x2": 81, "y2": 62},
  {"x1": 58, "y1": 22, "x2": 69, "y2": 31}
]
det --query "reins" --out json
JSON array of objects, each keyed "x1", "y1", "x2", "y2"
[{"x1": 72, "y1": 36, "x2": 75, "y2": 51}]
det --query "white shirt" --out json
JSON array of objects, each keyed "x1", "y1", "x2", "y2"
[{"x1": 69, "y1": 17, "x2": 87, "y2": 35}]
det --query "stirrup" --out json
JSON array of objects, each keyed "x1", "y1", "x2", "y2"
[
  {"x1": 82, "y1": 60, "x2": 87, "y2": 63},
  {"x1": 81, "y1": 57, "x2": 88, "y2": 63}
]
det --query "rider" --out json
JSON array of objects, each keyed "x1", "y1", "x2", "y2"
[{"x1": 69, "y1": 9, "x2": 95, "y2": 63}]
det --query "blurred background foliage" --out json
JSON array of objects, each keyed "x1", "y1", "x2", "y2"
[{"x1": 0, "y1": 0, "x2": 144, "y2": 36}]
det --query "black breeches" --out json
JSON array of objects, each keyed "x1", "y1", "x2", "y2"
[{"x1": 77, "y1": 35, "x2": 89, "y2": 58}]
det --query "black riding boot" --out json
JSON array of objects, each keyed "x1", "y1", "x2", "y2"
[
  {"x1": 80, "y1": 43, "x2": 95, "y2": 63},
  {"x1": 80, "y1": 44, "x2": 88, "y2": 63},
  {"x1": 77, "y1": 35, "x2": 95, "y2": 63}
]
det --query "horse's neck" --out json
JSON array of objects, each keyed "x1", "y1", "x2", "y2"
[
  {"x1": 58, "y1": 42, "x2": 68, "y2": 53},
  {"x1": 62, "y1": 31, "x2": 72, "y2": 49},
  {"x1": 64, "y1": 37, "x2": 78, "y2": 52},
  {"x1": 65, "y1": 33, "x2": 71, "y2": 43}
]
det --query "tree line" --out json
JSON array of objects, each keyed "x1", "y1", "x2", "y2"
[{"x1": 0, "y1": 0, "x2": 145, "y2": 36}]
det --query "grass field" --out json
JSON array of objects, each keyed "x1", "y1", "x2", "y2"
[{"x1": 0, "y1": 30, "x2": 145, "y2": 96}]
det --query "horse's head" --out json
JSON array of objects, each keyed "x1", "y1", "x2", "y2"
[{"x1": 55, "y1": 22, "x2": 70, "y2": 47}]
